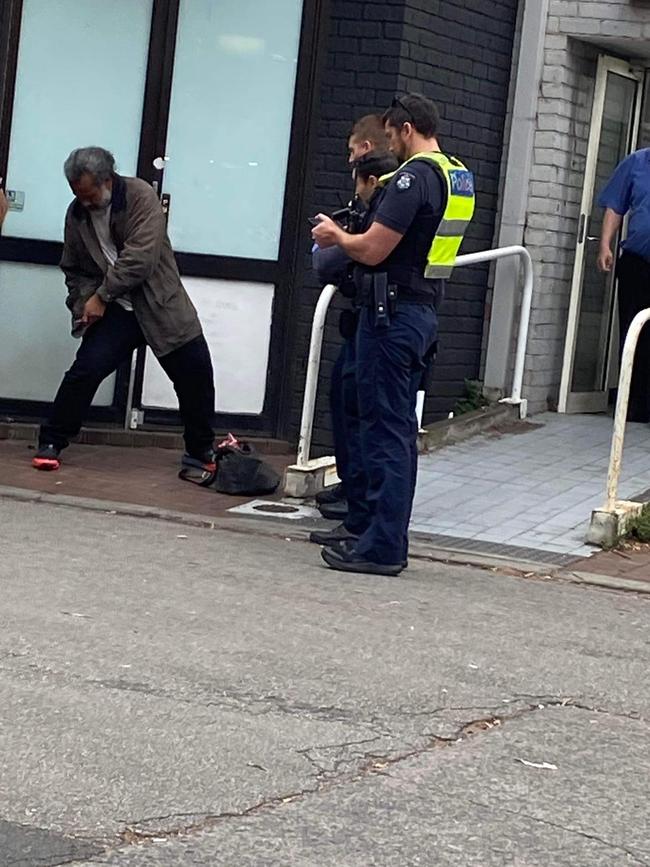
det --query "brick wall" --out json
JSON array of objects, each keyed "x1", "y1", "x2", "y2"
[
  {"x1": 522, "y1": 35, "x2": 598, "y2": 410},
  {"x1": 288, "y1": 0, "x2": 518, "y2": 453}
]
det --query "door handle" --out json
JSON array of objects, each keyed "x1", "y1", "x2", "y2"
[
  {"x1": 578, "y1": 213, "x2": 587, "y2": 244},
  {"x1": 161, "y1": 193, "x2": 171, "y2": 225}
]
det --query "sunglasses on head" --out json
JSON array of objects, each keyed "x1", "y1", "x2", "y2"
[{"x1": 391, "y1": 96, "x2": 416, "y2": 125}]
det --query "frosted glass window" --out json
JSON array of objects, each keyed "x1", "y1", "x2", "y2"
[
  {"x1": 142, "y1": 278, "x2": 274, "y2": 414},
  {"x1": 2, "y1": 0, "x2": 153, "y2": 241},
  {"x1": 0, "y1": 263, "x2": 115, "y2": 405},
  {"x1": 162, "y1": 0, "x2": 303, "y2": 260}
]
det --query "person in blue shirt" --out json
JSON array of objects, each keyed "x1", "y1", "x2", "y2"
[{"x1": 598, "y1": 148, "x2": 650, "y2": 422}]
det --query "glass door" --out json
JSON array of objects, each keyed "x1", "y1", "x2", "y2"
[
  {"x1": 0, "y1": 0, "x2": 153, "y2": 418},
  {"x1": 133, "y1": 0, "x2": 304, "y2": 429},
  {"x1": 558, "y1": 56, "x2": 642, "y2": 413}
]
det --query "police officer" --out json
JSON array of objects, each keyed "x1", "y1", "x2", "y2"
[
  {"x1": 310, "y1": 151, "x2": 399, "y2": 539},
  {"x1": 311, "y1": 93, "x2": 475, "y2": 576}
]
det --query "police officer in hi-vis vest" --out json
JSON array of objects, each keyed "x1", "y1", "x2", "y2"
[{"x1": 311, "y1": 93, "x2": 475, "y2": 576}]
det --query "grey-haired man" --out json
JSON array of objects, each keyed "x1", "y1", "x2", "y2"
[{"x1": 33, "y1": 147, "x2": 216, "y2": 484}]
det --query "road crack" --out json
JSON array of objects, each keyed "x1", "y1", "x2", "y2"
[
  {"x1": 465, "y1": 799, "x2": 649, "y2": 866},
  {"x1": 115, "y1": 699, "x2": 557, "y2": 845}
]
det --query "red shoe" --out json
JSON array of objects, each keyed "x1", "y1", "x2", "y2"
[
  {"x1": 32, "y1": 444, "x2": 61, "y2": 471},
  {"x1": 178, "y1": 451, "x2": 217, "y2": 486}
]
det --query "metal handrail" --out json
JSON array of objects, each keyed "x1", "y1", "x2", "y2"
[
  {"x1": 296, "y1": 245, "x2": 534, "y2": 467},
  {"x1": 604, "y1": 308, "x2": 650, "y2": 511},
  {"x1": 296, "y1": 283, "x2": 338, "y2": 467}
]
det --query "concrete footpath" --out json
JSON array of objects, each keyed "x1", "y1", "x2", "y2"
[
  {"x1": 0, "y1": 498, "x2": 648, "y2": 866},
  {"x1": 1, "y1": 433, "x2": 649, "y2": 592}
]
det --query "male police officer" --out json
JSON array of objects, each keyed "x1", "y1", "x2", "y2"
[{"x1": 312, "y1": 94, "x2": 475, "y2": 576}]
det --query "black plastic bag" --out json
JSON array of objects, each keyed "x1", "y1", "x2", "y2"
[{"x1": 213, "y1": 443, "x2": 280, "y2": 496}]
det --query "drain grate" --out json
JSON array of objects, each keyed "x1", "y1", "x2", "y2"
[
  {"x1": 228, "y1": 499, "x2": 321, "y2": 521},
  {"x1": 410, "y1": 532, "x2": 581, "y2": 567}
]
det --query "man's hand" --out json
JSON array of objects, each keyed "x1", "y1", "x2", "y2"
[
  {"x1": 311, "y1": 214, "x2": 344, "y2": 249},
  {"x1": 81, "y1": 293, "x2": 107, "y2": 325},
  {"x1": 597, "y1": 209, "x2": 622, "y2": 274},
  {"x1": 0, "y1": 189, "x2": 8, "y2": 227},
  {"x1": 597, "y1": 246, "x2": 614, "y2": 273}
]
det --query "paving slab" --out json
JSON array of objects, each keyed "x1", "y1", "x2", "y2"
[{"x1": 412, "y1": 413, "x2": 650, "y2": 560}]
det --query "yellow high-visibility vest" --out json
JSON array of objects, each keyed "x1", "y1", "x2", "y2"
[{"x1": 380, "y1": 151, "x2": 475, "y2": 279}]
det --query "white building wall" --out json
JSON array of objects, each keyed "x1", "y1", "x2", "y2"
[{"x1": 485, "y1": 0, "x2": 650, "y2": 412}]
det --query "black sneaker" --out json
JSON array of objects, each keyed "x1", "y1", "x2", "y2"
[
  {"x1": 328, "y1": 538, "x2": 408, "y2": 570},
  {"x1": 32, "y1": 444, "x2": 61, "y2": 471},
  {"x1": 315, "y1": 483, "x2": 345, "y2": 506},
  {"x1": 179, "y1": 450, "x2": 217, "y2": 487},
  {"x1": 318, "y1": 498, "x2": 349, "y2": 521},
  {"x1": 309, "y1": 523, "x2": 359, "y2": 546},
  {"x1": 321, "y1": 543, "x2": 403, "y2": 577}
]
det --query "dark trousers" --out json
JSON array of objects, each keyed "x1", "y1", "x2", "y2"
[
  {"x1": 330, "y1": 338, "x2": 362, "y2": 504},
  {"x1": 346, "y1": 303, "x2": 438, "y2": 565},
  {"x1": 330, "y1": 344, "x2": 350, "y2": 491},
  {"x1": 40, "y1": 304, "x2": 215, "y2": 458},
  {"x1": 616, "y1": 251, "x2": 650, "y2": 423}
]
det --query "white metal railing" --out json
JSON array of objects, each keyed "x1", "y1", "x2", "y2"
[
  {"x1": 296, "y1": 245, "x2": 534, "y2": 468},
  {"x1": 604, "y1": 308, "x2": 650, "y2": 511}
]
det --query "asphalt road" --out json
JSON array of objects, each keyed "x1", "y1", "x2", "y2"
[{"x1": 1, "y1": 498, "x2": 648, "y2": 866}]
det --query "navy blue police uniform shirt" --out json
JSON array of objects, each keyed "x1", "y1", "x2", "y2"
[{"x1": 361, "y1": 158, "x2": 447, "y2": 302}]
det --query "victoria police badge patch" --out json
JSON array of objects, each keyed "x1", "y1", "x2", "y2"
[{"x1": 396, "y1": 172, "x2": 415, "y2": 191}]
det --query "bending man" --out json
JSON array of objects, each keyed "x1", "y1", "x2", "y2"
[{"x1": 34, "y1": 147, "x2": 216, "y2": 484}]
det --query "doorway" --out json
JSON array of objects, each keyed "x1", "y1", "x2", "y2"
[
  {"x1": 0, "y1": 0, "x2": 319, "y2": 435},
  {"x1": 558, "y1": 55, "x2": 642, "y2": 414}
]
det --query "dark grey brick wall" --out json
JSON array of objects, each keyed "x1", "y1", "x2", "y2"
[{"x1": 287, "y1": 0, "x2": 518, "y2": 453}]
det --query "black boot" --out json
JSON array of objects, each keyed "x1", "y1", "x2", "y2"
[
  {"x1": 315, "y1": 483, "x2": 345, "y2": 506},
  {"x1": 309, "y1": 523, "x2": 359, "y2": 546}
]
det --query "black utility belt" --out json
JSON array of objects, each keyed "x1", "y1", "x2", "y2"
[
  {"x1": 369, "y1": 293, "x2": 435, "y2": 305},
  {"x1": 359, "y1": 281, "x2": 435, "y2": 307},
  {"x1": 359, "y1": 274, "x2": 436, "y2": 326}
]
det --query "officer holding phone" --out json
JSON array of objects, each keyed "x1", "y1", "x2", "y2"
[{"x1": 311, "y1": 93, "x2": 475, "y2": 577}]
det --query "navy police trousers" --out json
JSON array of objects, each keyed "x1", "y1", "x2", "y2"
[
  {"x1": 345, "y1": 303, "x2": 438, "y2": 566},
  {"x1": 329, "y1": 339, "x2": 355, "y2": 497}
]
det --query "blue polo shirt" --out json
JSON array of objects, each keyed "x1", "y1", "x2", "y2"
[{"x1": 598, "y1": 148, "x2": 650, "y2": 259}]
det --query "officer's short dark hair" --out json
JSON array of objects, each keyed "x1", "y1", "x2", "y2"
[
  {"x1": 354, "y1": 151, "x2": 399, "y2": 181},
  {"x1": 348, "y1": 114, "x2": 385, "y2": 146},
  {"x1": 383, "y1": 94, "x2": 440, "y2": 138}
]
